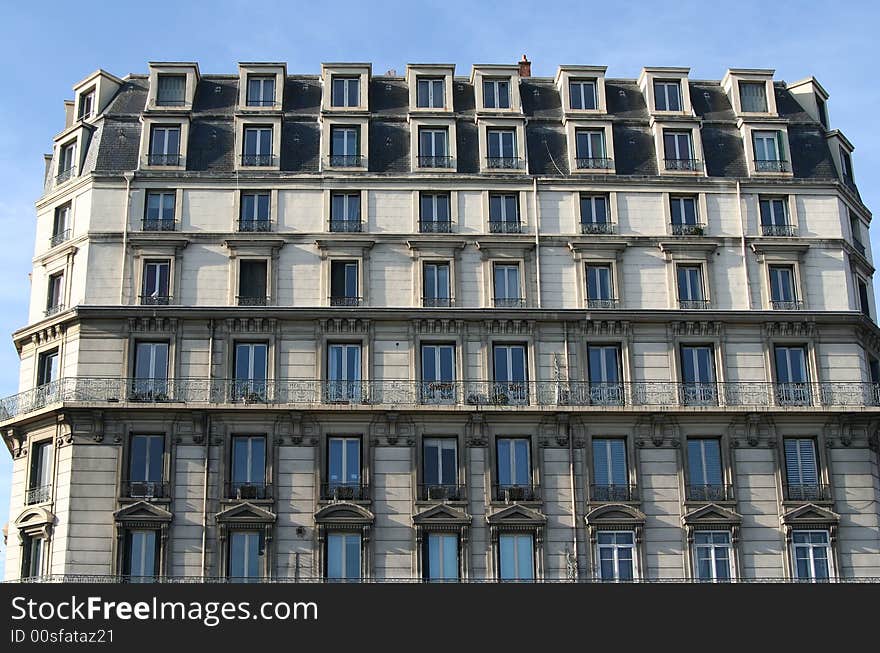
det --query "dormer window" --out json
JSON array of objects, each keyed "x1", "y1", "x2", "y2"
[
  {"x1": 486, "y1": 129, "x2": 519, "y2": 169},
  {"x1": 242, "y1": 126, "x2": 273, "y2": 166},
  {"x1": 417, "y1": 77, "x2": 445, "y2": 109},
  {"x1": 752, "y1": 130, "x2": 789, "y2": 172},
  {"x1": 78, "y1": 89, "x2": 95, "y2": 120},
  {"x1": 575, "y1": 129, "x2": 610, "y2": 169},
  {"x1": 247, "y1": 76, "x2": 276, "y2": 107},
  {"x1": 840, "y1": 147, "x2": 854, "y2": 184},
  {"x1": 739, "y1": 81, "x2": 768, "y2": 113},
  {"x1": 156, "y1": 74, "x2": 186, "y2": 106},
  {"x1": 663, "y1": 130, "x2": 697, "y2": 171},
  {"x1": 330, "y1": 126, "x2": 361, "y2": 167},
  {"x1": 331, "y1": 76, "x2": 360, "y2": 107},
  {"x1": 149, "y1": 126, "x2": 181, "y2": 166},
  {"x1": 569, "y1": 79, "x2": 597, "y2": 110},
  {"x1": 418, "y1": 127, "x2": 450, "y2": 168},
  {"x1": 483, "y1": 78, "x2": 510, "y2": 109},
  {"x1": 816, "y1": 95, "x2": 829, "y2": 129},
  {"x1": 57, "y1": 141, "x2": 77, "y2": 183},
  {"x1": 654, "y1": 80, "x2": 682, "y2": 111}
]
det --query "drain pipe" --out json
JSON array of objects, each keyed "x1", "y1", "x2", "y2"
[
  {"x1": 736, "y1": 181, "x2": 752, "y2": 309},
  {"x1": 532, "y1": 176, "x2": 541, "y2": 308},
  {"x1": 564, "y1": 322, "x2": 578, "y2": 579},
  {"x1": 119, "y1": 172, "x2": 134, "y2": 304},
  {"x1": 200, "y1": 319, "x2": 215, "y2": 578}
]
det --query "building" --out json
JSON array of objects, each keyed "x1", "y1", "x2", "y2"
[{"x1": 2, "y1": 57, "x2": 879, "y2": 583}]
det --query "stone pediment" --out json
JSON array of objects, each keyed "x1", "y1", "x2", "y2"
[
  {"x1": 682, "y1": 503, "x2": 742, "y2": 526},
  {"x1": 314, "y1": 502, "x2": 374, "y2": 526},
  {"x1": 585, "y1": 503, "x2": 646, "y2": 526},
  {"x1": 486, "y1": 504, "x2": 547, "y2": 526},
  {"x1": 781, "y1": 503, "x2": 839, "y2": 526},
  {"x1": 15, "y1": 506, "x2": 56, "y2": 537},
  {"x1": 114, "y1": 501, "x2": 173, "y2": 523},
  {"x1": 215, "y1": 501, "x2": 276, "y2": 524},
  {"x1": 413, "y1": 504, "x2": 471, "y2": 527}
]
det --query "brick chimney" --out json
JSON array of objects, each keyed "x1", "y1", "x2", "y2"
[{"x1": 518, "y1": 54, "x2": 531, "y2": 78}]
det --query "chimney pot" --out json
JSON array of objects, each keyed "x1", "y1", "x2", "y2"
[{"x1": 518, "y1": 54, "x2": 531, "y2": 78}]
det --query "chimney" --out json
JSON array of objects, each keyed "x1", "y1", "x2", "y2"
[
  {"x1": 518, "y1": 54, "x2": 531, "y2": 78},
  {"x1": 64, "y1": 100, "x2": 74, "y2": 129}
]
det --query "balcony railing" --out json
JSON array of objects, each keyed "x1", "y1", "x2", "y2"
[
  {"x1": 590, "y1": 484, "x2": 638, "y2": 502},
  {"x1": 488, "y1": 220, "x2": 522, "y2": 234},
  {"x1": 321, "y1": 482, "x2": 370, "y2": 501},
  {"x1": 761, "y1": 224, "x2": 797, "y2": 237},
  {"x1": 418, "y1": 155, "x2": 455, "y2": 168},
  {"x1": 121, "y1": 480, "x2": 169, "y2": 500},
  {"x1": 237, "y1": 295, "x2": 269, "y2": 307},
  {"x1": 664, "y1": 158, "x2": 702, "y2": 171},
  {"x1": 328, "y1": 155, "x2": 365, "y2": 168},
  {"x1": 581, "y1": 222, "x2": 614, "y2": 235},
  {"x1": 3, "y1": 379, "x2": 880, "y2": 422},
  {"x1": 486, "y1": 157, "x2": 524, "y2": 170},
  {"x1": 238, "y1": 219, "x2": 271, "y2": 232},
  {"x1": 784, "y1": 483, "x2": 832, "y2": 502},
  {"x1": 422, "y1": 297, "x2": 455, "y2": 308},
  {"x1": 55, "y1": 167, "x2": 76, "y2": 185},
  {"x1": 330, "y1": 296, "x2": 362, "y2": 307},
  {"x1": 420, "y1": 220, "x2": 453, "y2": 233},
  {"x1": 226, "y1": 482, "x2": 273, "y2": 501},
  {"x1": 493, "y1": 298, "x2": 526, "y2": 308},
  {"x1": 575, "y1": 157, "x2": 614, "y2": 170},
  {"x1": 44, "y1": 304, "x2": 65, "y2": 317},
  {"x1": 245, "y1": 99, "x2": 280, "y2": 108},
  {"x1": 685, "y1": 484, "x2": 733, "y2": 502},
  {"x1": 679, "y1": 300, "x2": 711, "y2": 310},
  {"x1": 329, "y1": 220, "x2": 363, "y2": 233},
  {"x1": 139, "y1": 295, "x2": 172, "y2": 306},
  {"x1": 240, "y1": 154, "x2": 275, "y2": 167},
  {"x1": 50, "y1": 230, "x2": 71, "y2": 248},
  {"x1": 771, "y1": 300, "x2": 804, "y2": 311},
  {"x1": 142, "y1": 218, "x2": 176, "y2": 232},
  {"x1": 586, "y1": 298, "x2": 619, "y2": 309},
  {"x1": 493, "y1": 483, "x2": 540, "y2": 502},
  {"x1": 418, "y1": 483, "x2": 466, "y2": 501},
  {"x1": 25, "y1": 484, "x2": 51, "y2": 505},
  {"x1": 755, "y1": 159, "x2": 791, "y2": 173},
  {"x1": 146, "y1": 154, "x2": 181, "y2": 166},
  {"x1": 671, "y1": 222, "x2": 705, "y2": 236}
]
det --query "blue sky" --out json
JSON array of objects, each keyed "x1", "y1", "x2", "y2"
[{"x1": 0, "y1": 0, "x2": 877, "y2": 576}]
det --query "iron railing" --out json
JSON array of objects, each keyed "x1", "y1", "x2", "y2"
[
  {"x1": 142, "y1": 218, "x2": 176, "y2": 231},
  {"x1": 245, "y1": 99, "x2": 280, "y2": 108},
  {"x1": 486, "y1": 157, "x2": 524, "y2": 169},
  {"x1": 49, "y1": 230, "x2": 71, "y2": 248},
  {"x1": 590, "y1": 484, "x2": 638, "y2": 502},
  {"x1": 422, "y1": 297, "x2": 455, "y2": 308},
  {"x1": 55, "y1": 167, "x2": 75, "y2": 185},
  {"x1": 784, "y1": 483, "x2": 832, "y2": 502},
  {"x1": 664, "y1": 158, "x2": 702, "y2": 171},
  {"x1": 581, "y1": 222, "x2": 614, "y2": 235},
  {"x1": 488, "y1": 220, "x2": 522, "y2": 234},
  {"x1": 121, "y1": 480, "x2": 170, "y2": 500},
  {"x1": 493, "y1": 298, "x2": 526, "y2": 308},
  {"x1": 586, "y1": 298, "x2": 619, "y2": 309},
  {"x1": 238, "y1": 219, "x2": 271, "y2": 232},
  {"x1": 240, "y1": 154, "x2": 275, "y2": 167},
  {"x1": 419, "y1": 220, "x2": 453, "y2": 233},
  {"x1": 685, "y1": 484, "x2": 734, "y2": 502},
  {"x1": 493, "y1": 483, "x2": 541, "y2": 502},
  {"x1": 25, "y1": 484, "x2": 51, "y2": 505},
  {"x1": 226, "y1": 482, "x2": 273, "y2": 501},
  {"x1": 321, "y1": 482, "x2": 370, "y2": 501},
  {"x1": 418, "y1": 483, "x2": 466, "y2": 501},
  {"x1": 328, "y1": 155, "x2": 364, "y2": 168},
  {"x1": 671, "y1": 222, "x2": 705, "y2": 236},
  {"x1": 3, "y1": 379, "x2": 880, "y2": 422},
  {"x1": 755, "y1": 159, "x2": 791, "y2": 173},
  {"x1": 418, "y1": 156, "x2": 454, "y2": 168},
  {"x1": 139, "y1": 295, "x2": 172, "y2": 306},
  {"x1": 329, "y1": 220, "x2": 363, "y2": 233},
  {"x1": 771, "y1": 300, "x2": 804, "y2": 310},
  {"x1": 575, "y1": 157, "x2": 614, "y2": 170},
  {"x1": 237, "y1": 295, "x2": 269, "y2": 307},
  {"x1": 679, "y1": 300, "x2": 711, "y2": 310},
  {"x1": 146, "y1": 154, "x2": 180, "y2": 166},
  {"x1": 44, "y1": 304, "x2": 65, "y2": 317},
  {"x1": 329, "y1": 296, "x2": 362, "y2": 307},
  {"x1": 761, "y1": 224, "x2": 797, "y2": 237}
]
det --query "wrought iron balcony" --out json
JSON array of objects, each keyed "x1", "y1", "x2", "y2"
[
  {"x1": 330, "y1": 296, "x2": 363, "y2": 307},
  {"x1": 154, "y1": 98, "x2": 186, "y2": 107},
  {"x1": 49, "y1": 230, "x2": 71, "y2": 248},
  {"x1": 664, "y1": 158, "x2": 702, "y2": 171},
  {"x1": 784, "y1": 483, "x2": 832, "y2": 502},
  {"x1": 44, "y1": 304, "x2": 65, "y2": 317},
  {"x1": 240, "y1": 154, "x2": 275, "y2": 167},
  {"x1": 488, "y1": 220, "x2": 522, "y2": 234},
  {"x1": 590, "y1": 484, "x2": 638, "y2": 502},
  {"x1": 679, "y1": 300, "x2": 711, "y2": 310},
  {"x1": 226, "y1": 482, "x2": 273, "y2": 501},
  {"x1": 328, "y1": 155, "x2": 365, "y2": 168},
  {"x1": 685, "y1": 484, "x2": 734, "y2": 502},
  {"x1": 418, "y1": 483, "x2": 466, "y2": 502},
  {"x1": 466, "y1": 381, "x2": 530, "y2": 406},
  {"x1": 245, "y1": 99, "x2": 280, "y2": 108},
  {"x1": 139, "y1": 294, "x2": 172, "y2": 306},
  {"x1": 671, "y1": 222, "x2": 705, "y2": 236},
  {"x1": 775, "y1": 383, "x2": 812, "y2": 406},
  {"x1": 486, "y1": 157, "x2": 524, "y2": 170},
  {"x1": 586, "y1": 298, "x2": 619, "y2": 309},
  {"x1": 575, "y1": 157, "x2": 614, "y2": 170},
  {"x1": 755, "y1": 159, "x2": 791, "y2": 173},
  {"x1": 237, "y1": 295, "x2": 269, "y2": 307},
  {"x1": 493, "y1": 297, "x2": 526, "y2": 308},
  {"x1": 121, "y1": 480, "x2": 169, "y2": 500},
  {"x1": 146, "y1": 154, "x2": 180, "y2": 166},
  {"x1": 238, "y1": 219, "x2": 271, "y2": 232},
  {"x1": 680, "y1": 383, "x2": 719, "y2": 406},
  {"x1": 420, "y1": 220, "x2": 453, "y2": 233},
  {"x1": 25, "y1": 484, "x2": 51, "y2": 505},
  {"x1": 493, "y1": 483, "x2": 540, "y2": 502},
  {"x1": 418, "y1": 155, "x2": 454, "y2": 168},
  {"x1": 321, "y1": 482, "x2": 370, "y2": 501},
  {"x1": 581, "y1": 222, "x2": 614, "y2": 235},
  {"x1": 419, "y1": 381, "x2": 457, "y2": 404},
  {"x1": 761, "y1": 224, "x2": 797, "y2": 237},
  {"x1": 329, "y1": 220, "x2": 363, "y2": 233},
  {"x1": 142, "y1": 218, "x2": 176, "y2": 232},
  {"x1": 422, "y1": 297, "x2": 455, "y2": 308},
  {"x1": 771, "y1": 300, "x2": 804, "y2": 310},
  {"x1": 55, "y1": 167, "x2": 75, "y2": 185}
]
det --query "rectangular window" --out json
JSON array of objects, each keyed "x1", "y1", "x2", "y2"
[
  {"x1": 141, "y1": 260, "x2": 170, "y2": 304},
  {"x1": 680, "y1": 345, "x2": 716, "y2": 405},
  {"x1": 228, "y1": 531, "x2": 262, "y2": 582},
  {"x1": 486, "y1": 129, "x2": 517, "y2": 167},
  {"x1": 422, "y1": 262, "x2": 451, "y2": 307},
  {"x1": 858, "y1": 278, "x2": 871, "y2": 319},
  {"x1": 663, "y1": 130, "x2": 695, "y2": 170},
  {"x1": 792, "y1": 530, "x2": 831, "y2": 581},
  {"x1": 329, "y1": 260, "x2": 359, "y2": 306},
  {"x1": 488, "y1": 193, "x2": 520, "y2": 232},
  {"x1": 850, "y1": 212, "x2": 865, "y2": 251},
  {"x1": 775, "y1": 346, "x2": 809, "y2": 405},
  {"x1": 132, "y1": 342, "x2": 169, "y2": 399},
  {"x1": 769, "y1": 266, "x2": 798, "y2": 309},
  {"x1": 78, "y1": 90, "x2": 95, "y2": 120},
  {"x1": 499, "y1": 533, "x2": 534, "y2": 581},
  {"x1": 575, "y1": 129, "x2": 607, "y2": 168},
  {"x1": 417, "y1": 77, "x2": 445, "y2": 109},
  {"x1": 21, "y1": 536, "x2": 44, "y2": 579},
  {"x1": 739, "y1": 81, "x2": 768, "y2": 113},
  {"x1": 654, "y1": 80, "x2": 682, "y2": 111},
  {"x1": 330, "y1": 126, "x2": 360, "y2": 166},
  {"x1": 327, "y1": 436, "x2": 361, "y2": 494},
  {"x1": 327, "y1": 344, "x2": 362, "y2": 402},
  {"x1": 418, "y1": 128, "x2": 449, "y2": 167},
  {"x1": 423, "y1": 437, "x2": 457, "y2": 489},
  {"x1": 569, "y1": 79, "x2": 597, "y2": 110},
  {"x1": 149, "y1": 126, "x2": 180, "y2": 165},
  {"x1": 46, "y1": 273, "x2": 65, "y2": 315},
  {"x1": 58, "y1": 142, "x2": 76, "y2": 177},
  {"x1": 144, "y1": 191, "x2": 176, "y2": 230},
  {"x1": 587, "y1": 346, "x2": 622, "y2": 404},
  {"x1": 421, "y1": 344, "x2": 455, "y2": 403},
  {"x1": 592, "y1": 438, "x2": 628, "y2": 500},
  {"x1": 37, "y1": 349, "x2": 59, "y2": 387},
  {"x1": 580, "y1": 194, "x2": 609, "y2": 233},
  {"x1": 493, "y1": 344, "x2": 527, "y2": 404},
  {"x1": 233, "y1": 342, "x2": 268, "y2": 400},
  {"x1": 784, "y1": 438, "x2": 820, "y2": 500},
  {"x1": 124, "y1": 530, "x2": 159, "y2": 582},
  {"x1": 597, "y1": 531, "x2": 635, "y2": 581},
  {"x1": 27, "y1": 440, "x2": 52, "y2": 504},
  {"x1": 496, "y1": 438, "x2": 531, "y2": 492},
  {"x1": 687, "y1": 439, "x2": 724, "y2": 501},
  {"x1": 326, "y1": 533, "x2": 361, "y2": 581},
  {"x1": 331, "y1": 76, "x2": 359, "y2": 107},
  {"x1": 128, "y1": 434, "x2": 164, "y2": 497},
  {"x1": 330, "y1": 192, "x2": 361, "y2": 232},
  {"x1": 840, "y1": 147, "x2": 854, "y2": 182},
  {"x1": 585, "y1": 265, "x2": 614, "y2": 307},
  {"x1": 677, "y1": 265, "x2": 705, "y2": 306},
  {"x1": 238, "y1": 260, "x2": 268, "y2": 305},
  {"x1": 483, "y1": 78, "x2": 510, "y2": 109},
  {"x1": 420, "y1": 193, "x2": 451, "y2": 232},
  {"x1": 247, "y1": 76, "x2": 276, "y2": 107},
  {"x1": 694, "y1": 531, "x2": 731, "y2": 581},
  {"x1": 231, "y1": 435, "x2": 266, "y2": 497},
  {"x1": 759, "y1": 197, "x2": 791, "y2": 235},
  {"x1": 753, "y1": 130, "x2": 786, "y2": 170},
  {"x1": 816, "y1": 96, "x2": 829, "y2": 129},
  {"x1": 240, "y1": 192, "x2": 271, "y2": 231},
  {"x1": 52, "y1": 203, "x2": 71, "y2": 244},
  {"x1": 670, "y1": 196, "x2": 698, "y2": 227},
  {"x1": 493, "y1": 263, "x2": 522, "y2": 307},
  {"x1": 156, "y1": 74, "x2": 186, "y2": 106},
  {"x1": 242, "y1": 127, "x2": 273, "y2": 166},
  {"x1": 425, "y1": 533, "x2": 458, "y2": 581}
]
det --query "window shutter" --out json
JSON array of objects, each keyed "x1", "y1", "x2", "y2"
[
  {"x1": 592, "y1": 440, "x2": 609, "y2": 486},
  {"x1": 610, "y1": 440, "x2": 627, "y2": 485}
]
